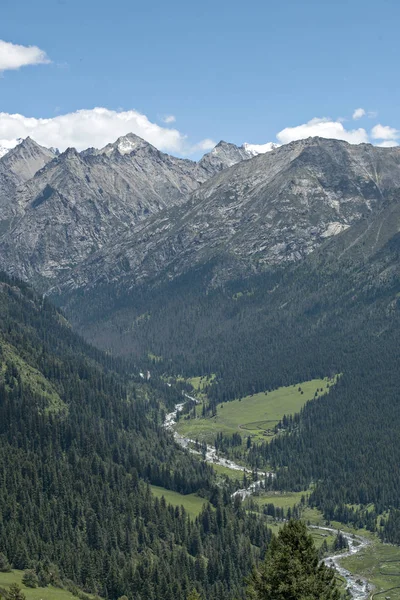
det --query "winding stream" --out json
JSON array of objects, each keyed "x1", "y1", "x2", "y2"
[
  {"x1": 314, "y1": 526, "x2": 372, "y2": 599},
  {"x1": 164, "y1": 396, "x2": 372, "y2": 599},
  {"x1": 164, "y1": 395, "x2": 271, "y2": 481}
]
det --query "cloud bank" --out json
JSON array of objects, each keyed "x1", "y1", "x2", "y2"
[
  {"x1": 371, "y1": 124, "x2": 399, "y2": 141},
  {"x1": 0, "y1": 40, "x2": 50, "y2": 71},
  {"x1": 244, "y1": 113, "x2": 399, "y2": 155},
  {"x1": 0, "y1": 107, "x2": 214, "y2": 155},
  {"x1": 276, "y1": 117, "x2": 369, "y2": 145},
  {"x1": 0, "y1": 107, "x2": 398, "y2": 158}
]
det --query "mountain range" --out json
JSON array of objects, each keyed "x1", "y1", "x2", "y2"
[
  {"x1": 0, "y1": 134, "x2": 258, "y2": 284},
  {"x1": 1, "y1": 132, "x2": 400, "y2": 360}
]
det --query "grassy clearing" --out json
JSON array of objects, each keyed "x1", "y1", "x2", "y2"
[
  {"x1": 176, "y1": 377, "x2": 338, "y2": 445},
  {"x1": 150, "y1": 485, "x2": 208, "y2": 519},
  {"x1": 187, "y1": 374, "x2": 216, "y2": 392},
  {"x1": 210, "y1": 463, "x2": 243, "y2": 480},
  {"x1": 246, "y1": 489, "x2": 308, "y2": 511},
  {"x1": 0, "y1": 571, "x2": 98, "y2": 600}
]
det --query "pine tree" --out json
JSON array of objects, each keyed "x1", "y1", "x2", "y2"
[
  {"x1": 247, "y1": 520, "x2": 340, "y2": 600},
  {"x1": 7, "y1": 584, "x2": 26, "y2": 600}
]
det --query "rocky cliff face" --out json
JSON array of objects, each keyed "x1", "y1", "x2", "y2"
[
  {"x1": 49, "y1": 137, "x2": 400, "y2": 295},
  {"x1": 196, "y1": 140, "x2": 255, "y2": 177},
  {"x1": 1, "y1": 137, "x2": 56, "y2": 184},
  {"x1": 0, "y1": 133, "x2": 251, "y2": 282},
  {"x1": 0, "y1": 138, "x2": 56, "y2": 224}
]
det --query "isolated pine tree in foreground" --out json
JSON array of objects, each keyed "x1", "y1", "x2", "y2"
[{"x1": 247, "y1": 520, "x2": 340, "y2": 600}]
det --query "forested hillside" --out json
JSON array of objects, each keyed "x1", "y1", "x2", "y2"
[
  {"x1": 0, "y1": 274, "x2": 271, "y2": 600},
  {"x1": 58, "y1": 192, "x2": 400, "y2": 530}
]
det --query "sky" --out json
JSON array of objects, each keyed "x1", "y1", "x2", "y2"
[{"x1": 1, "y1": 0, "x2": 400, "y2": 157}]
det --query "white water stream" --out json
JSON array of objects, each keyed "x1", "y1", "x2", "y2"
[
  {"x1": 314, "y1": 526, "x2": 372, "y2": 599},
  {"x1": 164, "y1": 396, "x2": 372, "y2": 599},
  {"x1": 164, "y1": 394, "x2": 271, "y2": 483}
]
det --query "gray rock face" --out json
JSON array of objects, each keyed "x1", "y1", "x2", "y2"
[
  {"x1": 1, "y1": 137, "x2": 56, "y2": 185},
  {"x1": 2, "y1": 135, "x2": 400, "y2": 299},
  {"x1": 197, "y1": 140, "x2": 255, "y2": 177},
  {"x1": 51, "y1": 137, "x2": 400, "y2": 294},
  {"x1": 0, "y1": 138, "x2": 56, "y2": 226},
  {"x1": 0, "y1": 133, "x2": 250, "y2": 283}
]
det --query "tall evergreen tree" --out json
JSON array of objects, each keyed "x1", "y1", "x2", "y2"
[{"x1": 247, "y1": 520, "x2": 340, "y2": 600}]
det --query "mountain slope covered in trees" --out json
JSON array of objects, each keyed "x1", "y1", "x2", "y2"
[{"x1": 0, "y1": 274, "x2": 271, "y2": 600}]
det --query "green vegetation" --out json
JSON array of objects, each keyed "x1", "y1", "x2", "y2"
[
  {"x1": 210, "y1": 463, "x2": 243, "y2": 480},
  {"x1": 176, "y1": 377, "x2": 337, "y2": 445},
  {"x1": 0, "y1": 275, "x2": 271, "y2": 600},
  {"x1": 340, "y1": 538, "x2": 400, "y2": 599},
  {"x1": 187, "y1": 374, "x2": 215, "y2": 392},
  {"x1": 246, "y1": 490, "x2": 308, "y2": 511},
  {"x1": 0, "y1": 340, "x2": 66, "y2": 414},
  {"x1": 0, "y1": 570, "x2": 98, "y2": 600},
  {"x1": 247, "y1": 520, "x2": 340, "y2": 600},
  {"x1": 150, "y1": 485, "x2": 209, "y2": 519}
]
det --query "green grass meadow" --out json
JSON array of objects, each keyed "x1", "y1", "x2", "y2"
[
  {"x1": 246, "y1": 489, "x2": 308, "y2": 511},
  {"x1": 176, "y1": 377, "x2": 338, "y2": 444},
  {"x1": 150, "y1": 485, "x2": 208, "y2": 519},
  {"x1": 0, "y1": 570, "x2": 98, "y2": 600}
]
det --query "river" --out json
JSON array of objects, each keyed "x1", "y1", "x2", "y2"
[
  {"x1": 314, "y1": 526, "x2": 372, "y2": 599},
  {"x1": 164, "y1": 394, "x2": 271, "y2": 482},
  {"x1": 164, "y1": 396, "x2": 372, "y2": 599}
]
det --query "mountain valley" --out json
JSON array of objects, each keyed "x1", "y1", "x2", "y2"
[{"x1": 2, "y1": 133, "x2": 400, "y2": 600}]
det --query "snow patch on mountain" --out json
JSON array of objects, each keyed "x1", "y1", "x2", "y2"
[{"x1": 243, "y1": 142, "x2": 279, "y2": 156}]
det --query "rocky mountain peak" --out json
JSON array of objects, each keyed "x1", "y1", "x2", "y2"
[
  {"x1": 0, "y1": 137, "x2": 56, "y2": 184},
  {"x1": 61, "y1": 147, "x2": 81, "y2": 160},
  {"x1": 47, "y1": 137, "x2": 400, "y2": 299},
  {"x1": 198, "y1": 140, "x2": 254, "y2": 175},
  {"x1": 98, "y1": 132, "x2": 152, "y2": 157}
]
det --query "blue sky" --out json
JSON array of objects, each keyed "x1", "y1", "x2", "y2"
[{"x1": 1, "y1": 0, "x2": 399, "y2": 156}]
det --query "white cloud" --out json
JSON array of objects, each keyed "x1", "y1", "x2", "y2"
[
  {"x1": 190, "y1": 138, "x2": 217, "y2": 153},
  {"x1": 162, "y1": 115, "x2": 176, "y2": 124},
  {"x1": 0, "y1": 39, "x2": 50, "y2": 71},
  {"x1": 276, "y1": 117, "x2": 369, "y2": 145},
  {"x1": 376, "y1": 140, "x2": 399, "y2": 148},
  {"x1": 1, "y1": 106, "x2": 399, "y2": 159},
  {"x1": 353, "y1": 108, "x2": 366, "y2": 120},
  {"x1": 0, "y1": 107, "x2": 197, "y2": 153},
  {"x1": 371, "y1": 124, "x2": 399, "y2": 141}
]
